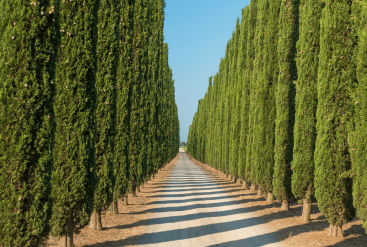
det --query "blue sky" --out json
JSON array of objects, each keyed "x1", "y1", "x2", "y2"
[{"x1": 163, "y1": 0, "x2": 251, "y2": 142}]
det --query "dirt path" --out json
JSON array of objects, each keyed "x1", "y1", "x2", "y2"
[{"x1": 137, "y1": 153, "x2": 281, "y2": 247}]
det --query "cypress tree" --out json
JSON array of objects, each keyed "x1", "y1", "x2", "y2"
[
  {"x1": 223, "y1": 41, "x2": 232, "y2": 176},
  {"x1": 112, "y1": 0, "x2": 134, "y2": 212},
  {"x1": 129, "y1": 0, "x2": 145, "y2": 196},
  {"x1": 0, "y1": 1, "x2": 60, "y2": 246},
  {"x1": 273, "y1": 0, "x2": 298, "y2": 211},
  {"x1": 245, "y1": 0, "x2": 258, "y2": 192},
  {"x1": 136, "y1": 0, "x2": 150, "y2": 191},
  {"x1": 50, "y1": 1, "x2": 99, "y2": 246},
  {"x1": 349, "y1": 0, "x2": 367, "y2": 233},
  {"x1": 155, "y1": 1, "x2": 165, "y2": 173},
  {"x1": 210, "y1": 76, "x2": 218, "y2": 168},
  {"x1": 90, "y1": 0, "x2": 120, "y2": 230},
  {"x1": 252, "y1": 0, "x2": 267, "y2": 197},
  {"x1": 257, "y1": 0, "x2": 281, "y2": 202},
  {"x1": 314, "y1": 0, "x2": 356, "y2": 237},
  {"x1": 206, "y1": 76, "x2": 213, "y2": 165},
  {"x1": 229, "y1": 19, "x2": 241, "y2": 180},
  {"x1": 147, "y1": 0, "x2": 163, "y2": 179},
  {"x1": 160, "y1": 43, "x2": 170, "y2": 164},
  {"x1": 292, "y1": 0, "x2": 322, "y2": 222},
  {"x1": 238, "y1": 6, "x2": 250, "y2": 187}
]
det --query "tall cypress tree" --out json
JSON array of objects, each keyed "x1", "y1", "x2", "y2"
[
  {"x1": 90, "y1": 0, "x2": 120, "y2": 230},
  {"x1": 129, "y1": 0, "x2": 144, "y2": 196},
  {"x1": 258, "y1": 0, "x2": 281, "y2": 202},
  {"x1": 50, "y1": 1, "x2": 99, "y2": 246},
  {"x1": 147, "y1": 0, "x2": 163, "y2": 179},
  {"x1": 245, "y1": 0, "x2": 258, "y2": 191},
  {"x1": 314, "y1": 0, "x2": 355, "y2": 237},
  {"x1": 238, "y1": 6, "x2": 250, "y2": 187},
  {"x1": 273, "y1": 0, "x2": 298, "y2": 211},
  {"x1": 112, "y1": 0, "x2": 134, "y2": 212},
  {"x1": 0, "y1": 1, "x2": 60, "y2": 246},
  {"x1": 349, "y1": 0, "x2": 367, "y2": 233},
  {"x1": 136, "y1": 0, "x2": 150, "y2": 191},
  {"x1": 229, "y1": 19, "x2": 241, "y2": 180},
  {"x1": 252, "y1": 0, "x2": 267, "y2": 196},
  {"x1": 292, "y1": 0, "x2": 322, "y2": 222},
  {"x1": 223, "y1": 40, "x2": 232, "y2": 176}
]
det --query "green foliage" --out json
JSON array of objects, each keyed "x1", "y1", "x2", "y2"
[
  {"x1": 113, "y1": 0, "x2": 134, "y2": 202},
  {"x1": 273, "y1": 0, "x2": 298, "y2": 204},
  {"x1": 237, "y1": 6, "x2": 250, "y2": 180},
  {"x1": 314, "y1": 0, "x2": 355, "y2": 227},
  {"x1": 229, "y1": 19, "x2": 241, "y2": 178},
  {"x1": 147, "y1": 0, "x2": 165, "y2": 176},
  {"x1": 259, "y1": 0, "x2": 281, "y2": 194},
  {"x1": 245, "y1": 0, "x2": 258, "y2": 184},
  {"x1": 292, "y1": 0, "x2": 322, "y2": 202},
  {"x1": 50, "y1": 0, "x2": 99, "y2": 236},
  {"x1": 348, "y1": 0, "x2": 367, "y2": 232},
  {"x1": 0, "y1": 1, "x2": 60, "y2": 245},
  {"x1": 93, "y1": 0, "x2": 120, "y2": 213}
]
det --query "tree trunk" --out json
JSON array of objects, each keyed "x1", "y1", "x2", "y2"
[
  {"x1": 60, "y1": 211, "x2": 74, "y2": 247},
  {"x1": 267, "y1": 192, "x2": 273, "y2": 203},
  {"x1": 302, "y1": 199, "x2": 311, "y2": 222},
  {"x1": 281, "y1": 200, "x2": 290, "y2": 211},
  {"x1": 136, "y1": 186, "x2": 140, "y2": 193},
  {"x1": 250, "y1": 184, "x2": 256, "y2": 192},
  {"x1": 110, "y1": 195, "x2": 119, "y2": 214},
  {"x1": 89, "y1": 210, "x2": 102, "y2": 231},
  {"x1": 329, "y1": 224, "x2": 343, "y2": 238},
  {"x1": 123, "y1": 195, "x2": 128, "y2": 205},
  {"x1": 257, "y1": 188, "x2": 262, "y2": 197},
  {"x1": 242, "y1": 180, "x2": 248, "y2": 190}
]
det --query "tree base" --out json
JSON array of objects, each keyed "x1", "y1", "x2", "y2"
[
  {"x1": 60, "y1": 211, "x2": 74, "y2": 247},
  {"x1": 123, "y1": 195, "x2": 128, "y2": 205},
  {"x1": 267, "y1": 192, "x2": 273, "y2": 203},
  {"x1": 329, "y1": 224, "x2": 343, "y2": 238},
  {"x1": 257, "y1": 188, "x2": 262, "y2": 197},
  {"x1": 281, "y1": 200, "x2": 290, "y2": 211},
  {"x1": 89, "y1": 210, "x2": 102, "y2": 231},
  {"x1": 250, "y1": 184, "x2": 256, "y2": 192},
  {"x1": 110, "y1": 200, "x2": 119, "y2": 214},
  {"x1": 242, "y1": 180, "x2": 248, "y2": 190},
  {"x1": 302, "y1": 199, "x2": 311, "y2": 222}
]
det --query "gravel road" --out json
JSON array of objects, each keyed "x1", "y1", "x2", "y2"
[{"x1": 137, "y1": 153, "x2": 282, "y2": 247}]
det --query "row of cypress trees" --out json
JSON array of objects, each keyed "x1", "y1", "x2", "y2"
[
  {"x1": 187, "y1": 0, "x2": 367, "y2": 237},
  {"x1": 0, "y1": 0, "x2": 179, "y2": 246}
]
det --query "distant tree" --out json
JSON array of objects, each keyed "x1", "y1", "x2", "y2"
[
  {"x1": 0, "y1": 1, "x2": 60, "y2": 246},
  {"x1": 50, "y1": 0, "x2": 99, "y2": 246},
  {"x1": 90, "y1": 0, "x2": 120, "y2": 230},
  {"x1": 314, "y1": 0, "x2": 356, "y2": 237},
  {"x1": 292, "y1": 0, "x2": 322, "y2": 222}
]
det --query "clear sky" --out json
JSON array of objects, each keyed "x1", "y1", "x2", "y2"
[{"x1": 163, "y1": 0, "x2": 251, "y2": 142}]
